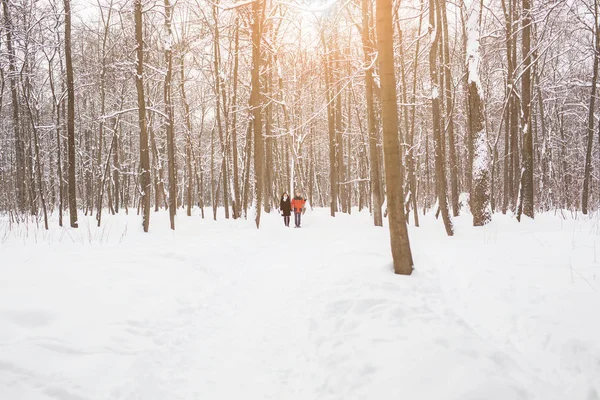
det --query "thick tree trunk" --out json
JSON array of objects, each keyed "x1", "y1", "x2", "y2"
[
  {"x1": 376, "y1": 0, "x2": 414, "y2": 275},
  {"x1": 517, "y1": 0, "x2": 534, "y2": 221}
]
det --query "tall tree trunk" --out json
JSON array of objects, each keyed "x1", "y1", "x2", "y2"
[
  {"x1": 408, "y1": 0, "x2": 424, "y2": 226},
  {"x1": 582, "y1": 0, "x2": 599, "y2": 214},
  {"x1": 429, "y1": 0, "x2": 453, "y2": 236},
  {"x1": 560, "y1": 111, "x2": 570, "y2": 209},
  {"x1": 376, "y1": 0, "x2": 414, "y2": 275},
  {"x1": 242, "y1": 120, "x2": 252, "y2": 218},
  {"x1": 264, "y1": 62, "x2": 274, "y2": 212},
  {"x1": 440, "y1": 0, "x2": 459, "y2": 216},
  {"x1": 231, "y1": 20, "x2": 241, "y2": 218},
  {"x1": 96, "y1": 117, "x2": 121, "y2": 227},
  {"x1": 196, "y1": 105, "x2": 207, "y2": 218},
  {"x1": 211, "y1": 124, "x2": 217, "y2": 220},
  {"x1": 251, "y1": 0, "x2": 263, "y2": 228},
  {"x1": 334, "y1": 36, "x2": 346, "y2": 213},
  {"x1": 213, "y1": 3, "x2": 230, "y2": 220},
  {"x1": 164, "y1": 0, "x2": 176, "y2": 229},
  {"x1": 47, "y1": 39, "x2": 64, "y2": 226},
  {"x1": 501, "y1": 0, "x2": 520, "y2": 213},
  {"x1": 181, "y1": 57, "x2": 194, "y2": 217},
  {"x1": 113, "y1": 123, "x2": 121, "y2": 213},
  {"x1": 134, "y1": 0, "x2": 151, "y2": 232},
  {"x1": 64, "y1": 0, "x2": 78, "y2": 228},
  {"x1": 322, "y1": 31, "x2": 338, "y2": 217},
  {"x1": 501, "y1": 0, "x2": 511, "y2": 214},
  {"x1": 361, "y1": 0, "x2": 383, "y2": 226},
  {"x1": 23, "y1": 85, "x2": 48, "y2": 230},
  {"x1": 459, "y1": 5, "x2": 473, "y2": 195},
  {"x1": 511, "y1": 0, "x2": 520, "y2": 208},
  {"x1": 1, "y1": 0, "x2": 27, "y2": 212},
  {"x1": 517, "y1": 0, "x2": 534, "y2": 221},
  {"x1": 95, "y1": 1, "x2": 113, "y2": 224}
]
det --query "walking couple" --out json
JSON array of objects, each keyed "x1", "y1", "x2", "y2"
[{"x1": 280, "y1": 191, "x2": 306, "y2": 228}]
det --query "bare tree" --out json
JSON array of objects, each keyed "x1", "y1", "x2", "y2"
[
  {"x1": 429, "y1": 0, "x2": 453, "y2": 236},
  {"x1": 517, "y1": 0, "x2": 534, "y2": 221},
  {"x1": 64, "y1": 0, "x2": 78, "y2": 228},
  {"x1": 376, "y1": 0, "x2": 414, "y2": 275},
  {"x1": 440, "y1": 0, "x2": 460, "y2": 217},
  {"x1": 582, "y1": 0, "x2": 599, "y2": 214},
  {"x1": 164, "y1": 0, "x2": 177, "y2": 229},
  {"x1": 2, "y1": 0, "x2": 27, "y2": 212},
  {"x1": 134, "y1": 0, "x2": 151, "y2": 232},
  {"x1": 321, "y1": 28, "x2": 338, "y2": 217},
  {"x1": 361, "y1": 0, "x2": 383, "y2": 227},
  {"x1": 251, "y1": 0, "x2": 264, "y2": 228},
  {"x1": 466, "y1": 0, "x2": 491, "y2": 226}
]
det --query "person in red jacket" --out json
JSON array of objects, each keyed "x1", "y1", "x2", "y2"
[{"x1": 291, "y1": 191, "x2": 306, "y2": 228}]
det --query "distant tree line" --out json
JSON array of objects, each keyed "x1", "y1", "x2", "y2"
[{"x1": 0, "y1": 0, "x2": 596, "y2": 242}]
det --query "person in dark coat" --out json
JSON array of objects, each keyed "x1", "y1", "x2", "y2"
[{"x1": 280, "y1": 192, "x2": 291, "y2": 227}]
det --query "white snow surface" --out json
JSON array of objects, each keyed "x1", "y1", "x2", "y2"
[{"x1": 1, "y1": 209, "x2": 599, "y2": 399}]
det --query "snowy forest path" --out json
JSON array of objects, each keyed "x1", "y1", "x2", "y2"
[
  {"x1": 103, "y1": 214, "x2": 560, "y2": 400},
  {"x1": 1, "y1": 211, "x2": 599, "y2": 400}
]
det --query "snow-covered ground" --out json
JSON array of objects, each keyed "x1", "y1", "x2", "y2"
[{"x1": 1, "y1": 208, "x2": 599, "y2": 400}]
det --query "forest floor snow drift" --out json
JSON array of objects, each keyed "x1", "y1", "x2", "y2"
[{"x1": 0, "y1": 208, "x2": 599, "y2": 400}]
